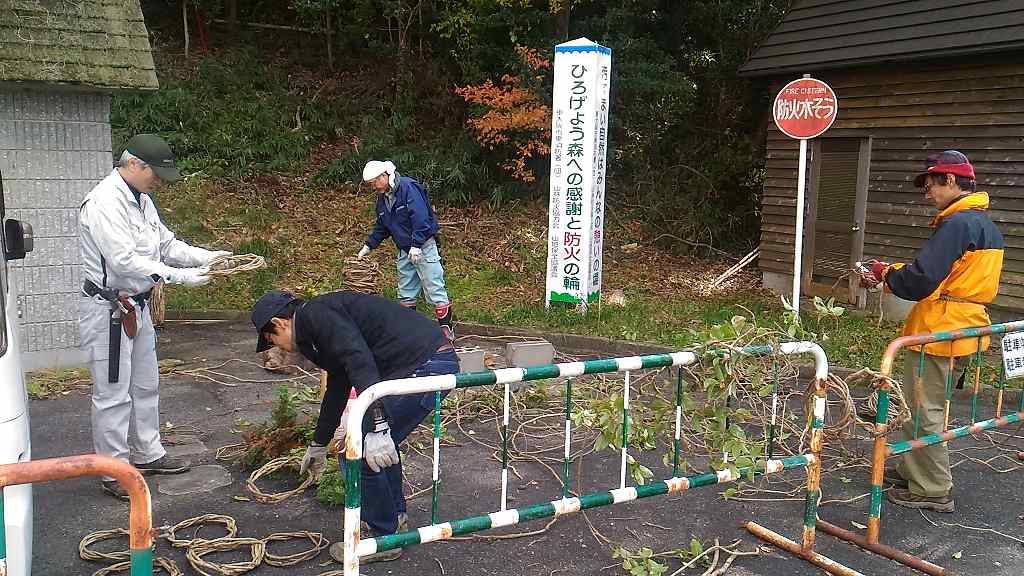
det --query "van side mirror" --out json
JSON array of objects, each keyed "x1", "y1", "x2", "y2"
[{"x1": 4, "y1": 219, "x2": 33, "y2": 261}]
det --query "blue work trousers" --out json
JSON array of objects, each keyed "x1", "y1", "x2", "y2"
[{"x1": 348, "y1": 349, "x2": 459, "y2": 535}]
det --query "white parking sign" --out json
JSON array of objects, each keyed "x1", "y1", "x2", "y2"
[{"x1": 1000, "y1": 332, "x2": 1024, "y2": 379}]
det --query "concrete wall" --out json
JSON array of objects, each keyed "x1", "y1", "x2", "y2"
[{"x1": 0, "y1": 87, "x2": 111, "y2": 369}]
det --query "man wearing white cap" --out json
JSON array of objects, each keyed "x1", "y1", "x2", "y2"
[{"x1": 358, "y1": 160, "x2": 455, "y2": 342}]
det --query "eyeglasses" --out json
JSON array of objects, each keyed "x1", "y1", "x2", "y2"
[{"x1": 923, "y1": 177, "x2": 949, "y2": 194}]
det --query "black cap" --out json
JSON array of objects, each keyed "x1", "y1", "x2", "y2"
[
  {"x1": 252, "y1": 290, "x2": 299, "y2": 352},
  {"x1": 124, "y1": 134, "x2": 182, "y2": 182}
]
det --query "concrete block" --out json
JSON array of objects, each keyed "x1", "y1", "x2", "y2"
[
  {"x1": 506, "y1": 340, "x2": 555, "y2": 368},
  {"x1": 456, "y1": 347, "x2": 486, "y2": 373},
  {"x1": 0, "y1": 91, "x2": 13, "y2": 119}
]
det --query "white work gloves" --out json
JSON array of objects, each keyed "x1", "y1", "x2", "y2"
[
  {"x1": 357, "y1": 245, "x2": 371, "y2": 259},
  {"x1": 408, "y1": 246, "x2": 424, "y2": 265},
  {"x1": 364, "y1": 419, "x2": 399, "y2": 473},
  {"x1": 299, "y1": 443, "x2": 329, "y2": 479},
  {"x1": 163, "y1": 267, "x2": 210, "y2": 287}
]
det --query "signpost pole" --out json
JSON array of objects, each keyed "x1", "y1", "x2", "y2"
[
  {"x1": 773, "y1": 74, "x2": 837, "y2": 323},
  {"x1": 793, "y1": 137, "x2": 807, "y2": 319}
]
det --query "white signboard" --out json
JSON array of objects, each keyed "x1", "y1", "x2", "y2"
[
  {"x1": 545, "y1": 37, "x2": 612, "y2": 308},
  {"x1": 1000, "y1": 332, "x2": 1024, "y2": 379}
]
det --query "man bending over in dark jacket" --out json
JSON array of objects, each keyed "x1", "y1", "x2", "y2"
[{"x1": 251, "y1": 289, "x2": 459, "y2": 563}]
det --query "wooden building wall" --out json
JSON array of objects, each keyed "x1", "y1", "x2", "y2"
[{"x1": 760, "y1": 60, "x2": 1024, "y2": 311}]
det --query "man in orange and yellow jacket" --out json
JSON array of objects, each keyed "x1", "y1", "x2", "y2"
[{"x1": 860, "y1": 150, "x2": 1003, "y2": 513}]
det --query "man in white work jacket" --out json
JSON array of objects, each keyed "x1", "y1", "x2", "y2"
[{"x1": 79, "y1": 134, "x2": 230, "y2": 500}]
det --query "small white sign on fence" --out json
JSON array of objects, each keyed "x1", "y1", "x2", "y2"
[{"x1": 1000, "y1": 331, "x2": 1024, "y2": 379}]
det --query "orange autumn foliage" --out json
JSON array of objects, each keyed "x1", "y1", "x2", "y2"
[{"x1": 455, "y1": 46, "x2": 551, "y2": 183}]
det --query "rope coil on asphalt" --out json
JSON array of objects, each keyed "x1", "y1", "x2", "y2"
[
  {"x1": 342, "y1": 256, "x2": 380, "y2": 293},
  {"x1": 246, "y1": 455, "x2": 317, "y2": 503},
  {"x1": 186, "y1": 537, "x2": 266, "y2": 576},
  {"x1": 83, "y1": 517, "x2": 332, "y2": 576},
  {"x1": 263, "y1": 531, "x2": 329, "y2": 566},
  {"x1": 80, "y1": 528, "x2": 129, "y2": 562},
  {"x1": 92, "y1": 557, "x2": 183, "y2": 576},
  {"x1": 165, "y1": 514, "x2": 239, "y2": 547},
  {"x1": 206, "y1": 254, "x2": 267, "y2": 277}
]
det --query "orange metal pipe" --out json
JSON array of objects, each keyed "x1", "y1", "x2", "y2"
[
  {"x1": 816, "y1": 520, "x2": 945, "y2": 576},
  {"x1": 867, "y1": 378, "x2": 891, "y2": 545},
  {"x1": 745, "y1": 522, "x2": 864, "y2": 576},
  {"x1": 0, "y1": 455, "x2": 153, "y2": 551}
]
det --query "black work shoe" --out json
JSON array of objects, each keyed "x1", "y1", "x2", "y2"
[
  {"x1": 883, "y1": 467, "x2": 909, "y2": 489},
  {"x1": 101, "y1": 480, "x2": 130, "y2": 501},
  {"x1": 134, "y1": 455, "x2": 190, "y2": 475},
  {"x1": 886, "y1": 488, "x2": 954, "y2": 513}
]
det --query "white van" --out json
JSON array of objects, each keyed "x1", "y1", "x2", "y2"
[{"x1": 0, "y1": 171, "x2": 34, "y2": 576}]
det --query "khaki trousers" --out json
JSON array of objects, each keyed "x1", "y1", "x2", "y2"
[{"x1": 896, "y1": 352, "x2": 967, "y2": 497}]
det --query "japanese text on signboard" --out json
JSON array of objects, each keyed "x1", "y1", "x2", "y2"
[{"x1": 1001, "y1": 332, "x2": 1024, "y2": 379}]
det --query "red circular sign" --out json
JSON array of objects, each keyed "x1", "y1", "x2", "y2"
[{"x1": 773, "y1": 77, "x2": 838, "y2": 140}]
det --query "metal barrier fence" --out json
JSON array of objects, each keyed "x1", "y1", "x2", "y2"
[
  {"x1": 0, "y1": 455, "x2": 153, "y2": 576},
  {"x1": 769, "y1": 320, "x2": 1024, "y2": 576},
  {"x1": 340, "y1": 342, "x2": 832, "y2": 576}
]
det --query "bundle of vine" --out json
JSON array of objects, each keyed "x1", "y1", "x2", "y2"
[
  {"x1": 205, "y1": 254, "x2": 268, "y2": 277},
  {"x1": 81, "y1": 514, "x2": 330, "y2": 576},
  {"x1": 342, "y1": 256, "x2": 381, "y2": 293},
  {"x1": 246, "y1": 455, "x2": 317, "y2": 503}
]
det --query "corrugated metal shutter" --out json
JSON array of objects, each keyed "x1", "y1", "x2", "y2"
[{"x1": 812, "y1": 138, "x2": 860, "y2": 284}]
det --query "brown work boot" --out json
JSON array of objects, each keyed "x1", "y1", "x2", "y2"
[
  {"x1": 101, "y1": 480, "x2": 130, "y2": 501},
  {"x1": 134, "y1": 455, "x2": 190, "y2": 475},
  {"x1": 886, "y1": 488, "x2": 954, "y2": 513},
  {"x1": 883, "y1": 467, "x2": 909, "y2": 489}
]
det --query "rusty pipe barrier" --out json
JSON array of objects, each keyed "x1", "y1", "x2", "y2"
[
  {"x1": 0, "y1": 455, "x2": 153, "y2": 576},
  {"x1": 869, "y1": 320, "x2": 1024, "y2": 544},
  {"x1": 817, "y1": 320, "x2": 1024, "y2": 576},
  {"x1": 746, "y1": 372, "x2": 862, "y2": 576}
]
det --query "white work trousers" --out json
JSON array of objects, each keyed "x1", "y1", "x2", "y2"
[{"x1": 79, "y1": 295, "x2": 166, "y2": 475}]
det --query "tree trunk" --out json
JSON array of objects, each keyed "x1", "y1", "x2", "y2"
[
  {"x1": 557, "y1": 4, "x2": 570, "y2": 40},
  {"x1": 226, "y1": 0, "x2": 238, "y2": 36},
  {"x1": 195, "y1": 4, "x2": 209, "y2": 53},
  {"x1": 182, "y1": 0, "x2": 190, "y2": 57},
  {"x1": 325, "y1": 8, "x2": 334, "y2": 71}
]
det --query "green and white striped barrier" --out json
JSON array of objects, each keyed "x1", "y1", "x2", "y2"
[{"x1": 341, "y1": 342, "x2": 829, "y2": 575}]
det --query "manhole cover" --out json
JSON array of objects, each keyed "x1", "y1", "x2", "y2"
[{"x1": 157, "y1": 465, "x2": 233, "y2": 496}]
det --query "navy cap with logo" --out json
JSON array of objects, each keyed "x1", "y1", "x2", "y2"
[
  {"x1": 913, "y1": 150, "x2": 976, "y2": 188},
  {"x1": 125, "y1": 134, "x2": 182, "y2": 182},
  {"x1": 252, "y1": 290, "x2": 299, "y2": 352}
]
